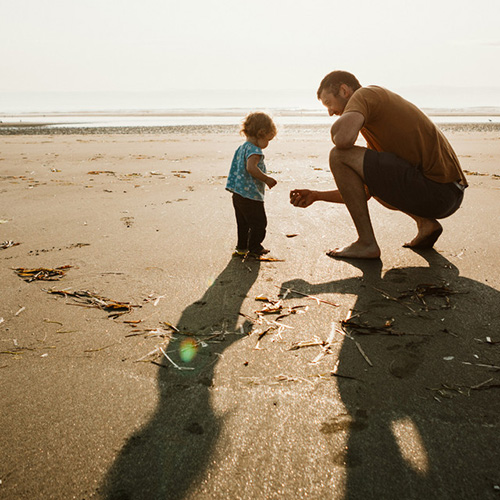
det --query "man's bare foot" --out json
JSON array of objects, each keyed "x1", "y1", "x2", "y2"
[
  {"x1": 327, "y1": 241, "x2": 381, "y2": 259},
  {"x1": 403, "y1": 219, "x2": 443, "y2": 249}
]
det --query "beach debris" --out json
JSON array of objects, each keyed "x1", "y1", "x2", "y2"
[
  {"x1": 441, "y1": 328, "x2": 459, "y2": 338},
  {"x1": 372, "y1": 286, "x2": 418, "y2": 313},
  {"x1": 43, "y1": 319, "x2": 63, "y2": 327},
  {"x1": 289, "y1": 337, "x2": 325, "y2": 351},
  {"x1": 144, "y1": 293, "x2": 166, "y2": 306},
  {"x1": 159, "y1": 345, "x2": 195, "y2": 371},
  {"x1": 84, "y1": 344, "x2": 116, "y2": 353},
  {"x1": 255, "y1": 294, "x2": 271, "y2": 302},
  {"x1": 14, "y1": 265, "x2": 72, "y2": 282},
  {"x1": 245, "y1": 255, "x2": 284, "y2": 262},
  {"x1": 461, "y1": 361, "x2": 500, "y2": 371},
  {"x1": 46, "y1": 289, "x2": 140, "y2": 318},
  {"x1": 14, "y1": 307, "x2": 25, "y2": 317},
  {"x1": 134, "y1": 343, "x2": 169, "y2": 363},
  {"x1": 275, "y1": 286, "x2": 339, "y2": 307},
  {"x1": 428, "y1": 378, "x2": 500, "y2": 399},
  {"x1": 340, "y1": 313, "x2": 415, "y2": 336},
  {"x1": 241, "y1": 374, "x2": 314, "y2": 386},
  {"x1": 120, "y1": 216, "x2": 134, "y2": 227},
  {"x1": 337, "y1": 317, "x2": 373, "y2": 367},
  {"x1": 27, "y1": 243, "x2": 89, "y2": 256},
  {"x1": 463, "y1": 169, "x2": 488, "y2": 176},
  {"x1": 161, "y1": 320, "x2": 181, "y2": 333},
  {"x1": 125, "y1": 327, "x2": 173, "y2": 339},
  {"x1": 398, "y1": 283, "x2": 461, "y2": 310},
  {"x1": 253, "y1": 296, "x2": 307, "y2": 318},
  {"x1": 285, "y1": 233, "x2": 298, "y2": 238},
  {"x1": 354, "y1": 341, "x2": 372, "y2": 366},
  {"x1": 0, "y1": 345, "x2": 31, "y2": 357},
  {"x1": 330, "y1": 359, "x2": 359, "y2": 381},
  {"x1": 1, "y1": 240, "x2": 20, "y2": 250},
  {"x1": 123, "y1": 319, "x2": 142, "y2": 326},
  {"x1": 475, "y1": 336, "x2": 500, "y2": 345},
  {"x1": 310, "y1": 323, "x2": 338, "y2": 364},
  {"x1": 253, "y1": 327, "x2": 274, "y2": 350}
]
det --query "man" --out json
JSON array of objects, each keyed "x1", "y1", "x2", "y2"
[{"x1": 290, "y1": 70, "x2": 467, "y2": 259}]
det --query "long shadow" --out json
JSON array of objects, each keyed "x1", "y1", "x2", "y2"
[
  {"x1": 280, "y1": 250, "x2": 500, "y2": 499},
  {"x1": 102, "y1": 256, "x2": 260, "y2": 499}
]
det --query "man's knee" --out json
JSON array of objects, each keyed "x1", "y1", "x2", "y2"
[
  {"x1": 329, "y1": 146, "x2": 341, "y2": 167},
  {"x1": 329, "y1": 146, "x2": 366, "y2": 178}
]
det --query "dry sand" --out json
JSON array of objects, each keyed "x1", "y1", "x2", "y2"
[{"x1": 1, "y1": 125, "x2": 500, "y2": 499}]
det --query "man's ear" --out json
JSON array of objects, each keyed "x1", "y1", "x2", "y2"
[{"x1": 339, "y1": 83, "x2": 351, "y2": 98}]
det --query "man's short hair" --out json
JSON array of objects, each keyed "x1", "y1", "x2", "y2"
[{"x1": 317, "y1": 71, "x2": 362, "y2": 99}]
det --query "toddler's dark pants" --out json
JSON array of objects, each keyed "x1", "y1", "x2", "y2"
[{"x1": 232, "y1": 192, "x2": 267, "y2": 253}]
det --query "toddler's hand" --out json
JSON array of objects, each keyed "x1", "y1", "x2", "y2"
[{"x1": 266, "y1": 177, "x2": 277, "y2": 189}]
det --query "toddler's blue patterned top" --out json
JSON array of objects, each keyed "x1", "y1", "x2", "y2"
[{"x1": 226, "y1": 141, "x2": 266, "y2": 201}]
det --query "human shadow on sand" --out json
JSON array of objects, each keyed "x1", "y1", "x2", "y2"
[
  {"x1": 279, "y1": 249, "x2": 500, "y2": 499},
  {"x1": 102, "y1": 256, "x2": 260, "y2": 500}
]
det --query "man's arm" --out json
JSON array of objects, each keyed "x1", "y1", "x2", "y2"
[
  {"x1": 290, "y1": 189, "x2": 343, "y2": 207},
  {"x1": 290, "y1": 186, "x2": 371, "y2": 208},
  {"x1": 330, "y1": 111, "x2": 365, "y2": 149}
]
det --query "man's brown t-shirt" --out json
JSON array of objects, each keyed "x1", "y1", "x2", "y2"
[{"x1": 344, "y1": 86, "x2": 467, "y2": 185}]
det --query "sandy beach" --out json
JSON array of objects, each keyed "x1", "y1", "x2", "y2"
[{"x1": 1, "y1": 124, "x2": 500, "y2": 499}]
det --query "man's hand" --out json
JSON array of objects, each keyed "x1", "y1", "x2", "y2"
[{"x1": 290, "y1": 189, "x2": 317, "y2": 208}]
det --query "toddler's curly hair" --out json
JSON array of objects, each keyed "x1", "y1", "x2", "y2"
[{"x1": 241, "y1": 112, "x2": 277, "y2": 139}]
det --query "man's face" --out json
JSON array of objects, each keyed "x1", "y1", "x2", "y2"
[{"x1": 319, "y1": 88, "x2": 349, "y2": 116}]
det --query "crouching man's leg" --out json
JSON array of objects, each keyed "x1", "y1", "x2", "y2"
[
  {"x1": 402, "y1": 214, "x2": 443, "y2": 248},
  {"x1": 373, "y1": 196, "x2": 443, "y2": 249},
  {"x1": 328, "y1": 146, "x2": 381, "y2": 259}
]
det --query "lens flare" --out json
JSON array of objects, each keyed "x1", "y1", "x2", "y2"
[{"x1": 179, "y1": 338, "x2": 198, "y2": 363}]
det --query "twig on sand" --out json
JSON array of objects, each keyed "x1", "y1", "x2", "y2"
[
  {"x1": 159, "y1": 346, "x2": 194, "y2": 371},
  {"x1": 354, "y1": 341, "x2": 373, "y2": 367},
  {"x1": 14, "y1": 266, "x2": 72, "y2": 282},
  {"x1": 84, "y1": 344, "x2": 115, "y2": 353},
  {"x1": 310, "y1": 323, "x2": 338, "y2": 364},
  {"x1": 46, "y1": 289, "x2": 139, "y2": 318},
  {"x1": 289, "y1": 337, "x2": 325, "y2": 351},
  {"x1": 337, "y1": 320, "x2": 373, "y2": 367},
  {"x1": 1, "y1": 241, "x2": 20, "y2": 250},
  {"x1": 274, "y1": 286, "x2": 339, "y2": 307},
  {"x1": 372, "y1": 286, "x2": 417, "y2": 313},
  {"x1": 462, "y1": 361, "x2": 500, "y2": 371},
  {"x1": 254, "y1": 327, "x2": 274, "y2": 350}
]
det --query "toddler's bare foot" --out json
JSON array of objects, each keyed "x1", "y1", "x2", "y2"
[
  {"x1": 327, "y1": 241, "x2": 381, "y2": 259},
  {"x1": 403, "y1": 219, "x2": 443, "y2": 249}
]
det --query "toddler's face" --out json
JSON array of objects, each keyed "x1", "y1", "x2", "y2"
[{"x1": 256, "y1": 131, "x2": 276, "y2": 149}]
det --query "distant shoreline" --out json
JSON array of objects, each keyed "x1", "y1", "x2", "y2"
[
  {"x1": 1, "y1": 122, "x2": 500, "y2": 135},
  {"x1": 1, "y1": 105, "x2": 499, "y2": 133},
  {"x1": 1, "y1": 106, "x2": 500, "y2": 118}
]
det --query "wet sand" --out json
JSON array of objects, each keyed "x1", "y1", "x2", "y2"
[{"x1": 1, "y1": 126, "x2": 499, "y2": 499}]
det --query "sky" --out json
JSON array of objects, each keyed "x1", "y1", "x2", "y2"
[{"x1": 1, "y1": 0, "x2": 500, "y2": 103}]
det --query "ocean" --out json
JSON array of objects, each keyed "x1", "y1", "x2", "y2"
[{"x1": 1, "y1": 88, "x2": 500, "y2": 128}]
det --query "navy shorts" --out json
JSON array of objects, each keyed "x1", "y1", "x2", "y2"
[{"x1": 363, "y1": 149, "x2": 465, "y2": 219}]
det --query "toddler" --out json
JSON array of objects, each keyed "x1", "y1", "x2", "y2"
[{"x1": 226, "y1": 112, "x2": 277, "y2": 257}]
